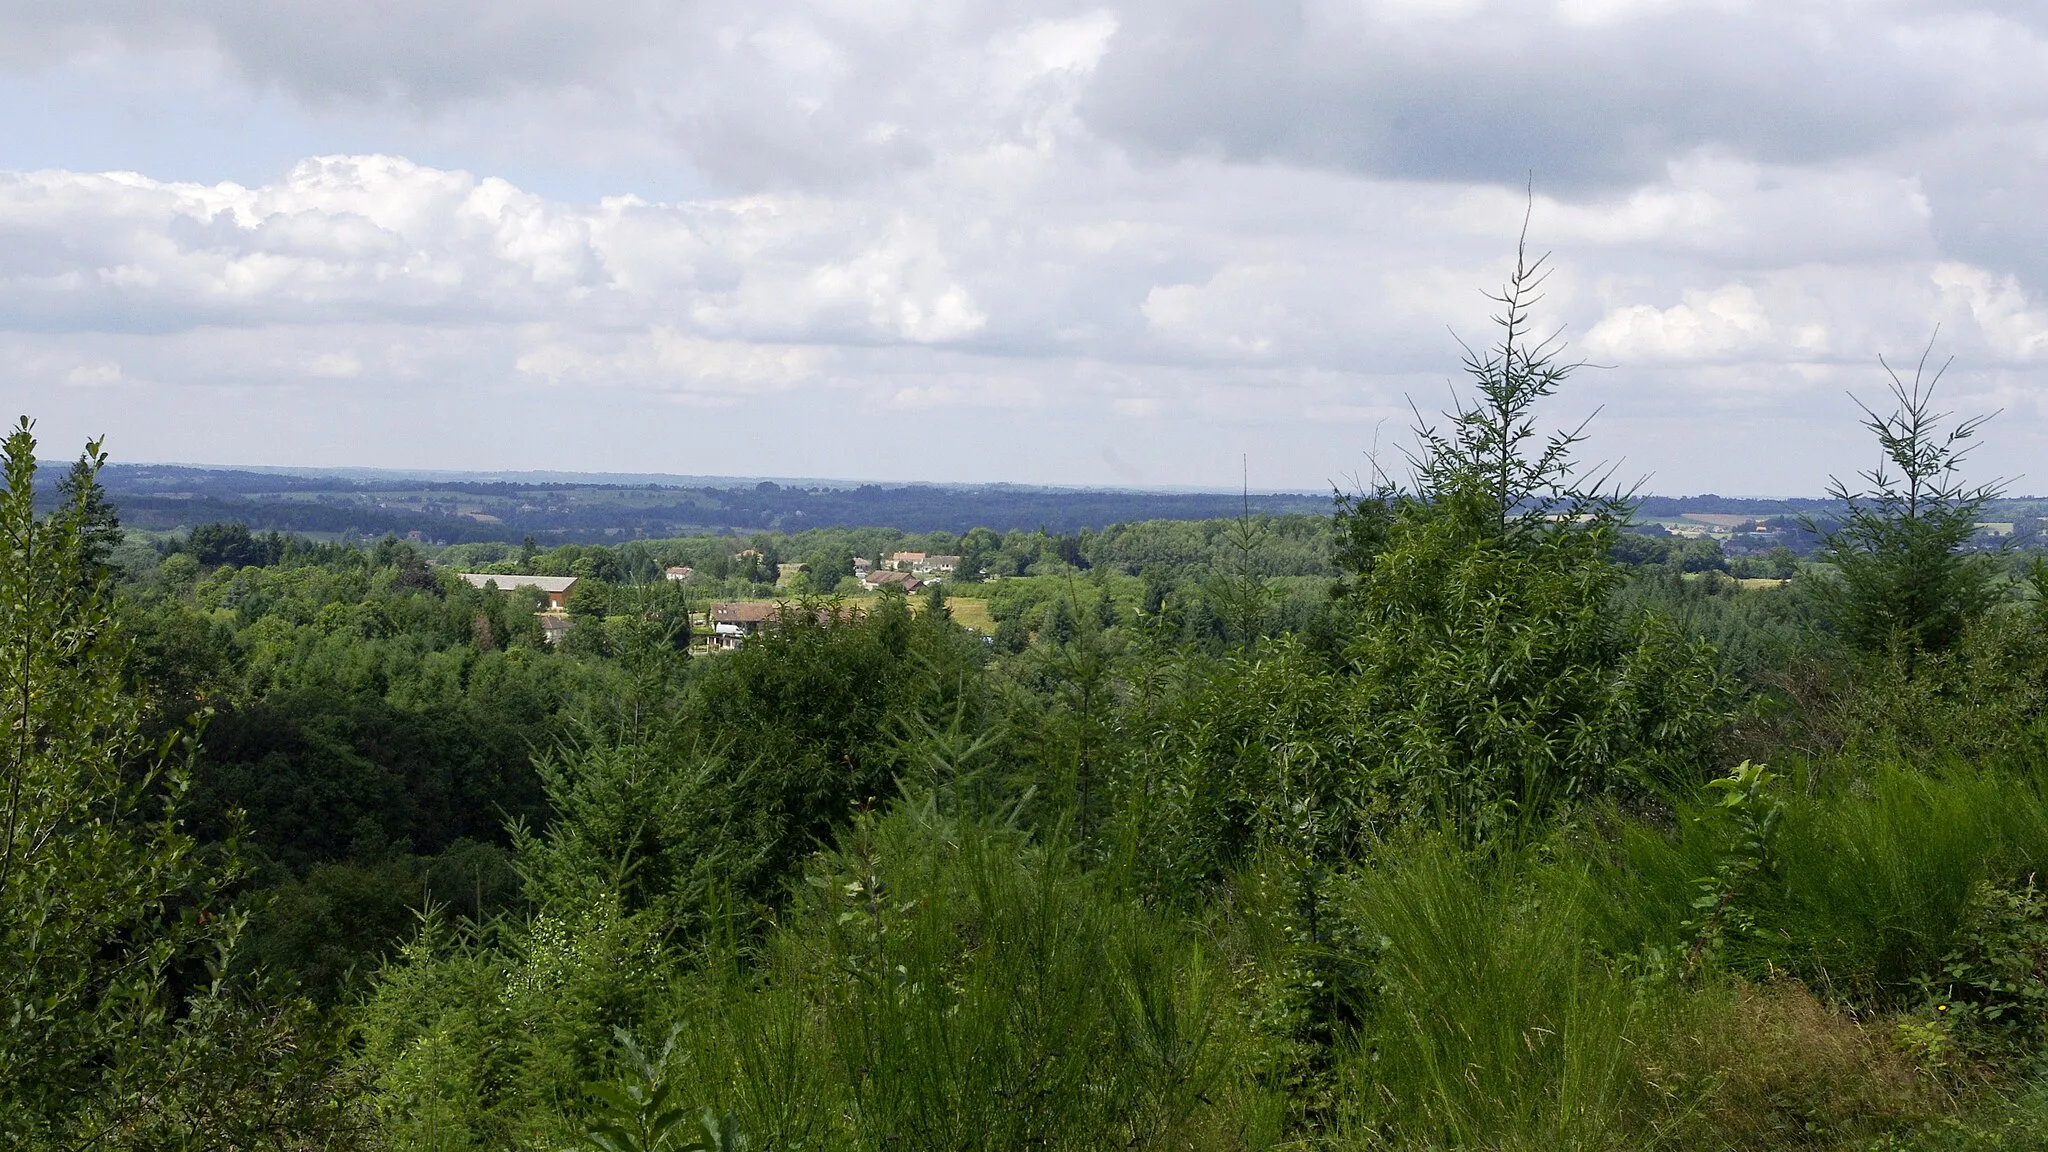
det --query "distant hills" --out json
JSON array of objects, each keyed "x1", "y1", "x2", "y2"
[
  {"x1": 59, "y1": 464, "x2": 2048, "y2": 545},
  {"x1": 83, "y1": 465, "x2": 1334, "y2": 542}
]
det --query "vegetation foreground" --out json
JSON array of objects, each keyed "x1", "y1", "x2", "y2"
[{"x1": 8, "y1": 272, "x2": 2048, "y2": 1150}]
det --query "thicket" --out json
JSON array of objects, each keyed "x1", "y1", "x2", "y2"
[{"x1": 10, "y1": 274, "x2": 2048, "y2": 1149}]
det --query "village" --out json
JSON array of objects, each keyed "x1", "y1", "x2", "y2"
[{"x1": 458, "y1": 549, "x2": 967, "y2": 649}]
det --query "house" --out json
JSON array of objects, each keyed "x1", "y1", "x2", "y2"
[
  {"x1": 852, "y1": 557, "x2": 872, "y2": 576},
  {"x1": 889, "y1": 551, "x2": 926, "y2": 571},
  {"x1": 538, "y1": 613, "x2": 574, "y2": 645},
  {"x1": 918, "y1": 554, "x2": 962, "y2": 576},
  {"x1": 862, "y1": 569, "x2": 921, "y2": 593},
  {"x1": 664, "y1": 566, "x2": 695, "y2": 582},
  {"x1": 708, "y1": 601, "x2": 780, "y2": 649},
  {"x1": 459, "y1": 573, "x2": 578, "y2": 611}
]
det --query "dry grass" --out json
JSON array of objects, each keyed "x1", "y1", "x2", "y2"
[
  {"x1": 1645, "y1": 981, "x2": 1948, "y2": 1150},
  {"x1": 941, "y1": 596, "x2": 995, "y2": 632}
]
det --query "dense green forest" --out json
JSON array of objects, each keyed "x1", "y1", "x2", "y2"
[{"x1": 11, "y1": 278, "x2": 2048, "y2": 1150}]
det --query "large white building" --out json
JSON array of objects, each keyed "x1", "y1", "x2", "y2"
[{"x1": 458, "y1": 573, "x2": 578, "y2": 611}]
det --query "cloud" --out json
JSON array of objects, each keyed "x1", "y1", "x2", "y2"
[
  {"x1": 1932, "y1": 262, "x2": 2048, "y2": 362},
  {"x1": 0, "y1": 1, "x2": 664, "y2": 104},
  {"x1": 0, "y1": 156, "x2": 993, "y2": 348},
  {"x1": 1587, "y1": 283, "x2": 1782, "y2": 362},
  {"x1": 1084, "y1": 0, "x2": 2048, "y2": 189},
  {"x1": 0, "y1": 1, "x2": 2046, "y2": 494},
  {"x1": 515, "y1": 327, "x2": 826, "y2": 398},
  {"x1": 65, "y1": 359, "x2": 123, "y2": 387},
  {"x1": 2, "y1": 2, "x2": 2044, "y2": 199}
]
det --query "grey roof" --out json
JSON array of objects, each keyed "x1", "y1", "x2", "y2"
[{"x1": 459, "y1": 573, "x2": 579, "y2": 594}]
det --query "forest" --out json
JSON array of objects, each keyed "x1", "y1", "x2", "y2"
[
  {"x1": 9, "y1": 266, "x2": 2048, "y2": 1152},
  {"x1": 82, "y1": 465, "x2": 1336, "y2": 543}
]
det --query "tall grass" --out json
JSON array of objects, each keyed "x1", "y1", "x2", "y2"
[
  {"x1": 661, "y1": 798, "x2": 1262, "y2": 1151},
  {"x1": 1588, "y1": 759, "x2": 2048, "y2": 1002},
  {"x1": 1334, "y1": 837, "x2": 1645, "y2": 1151}
]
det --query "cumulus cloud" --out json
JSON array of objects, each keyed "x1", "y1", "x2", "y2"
[
  {"x1": 1587, "y1": 283, "x2": 1783, "y2": 362},
  {"x1": 1932, "y1": 263, "x2": 2048, "y2": 362},
  {"x1": 0, "y1": 156, "x2": 993, "y2": 351},
  {"x1": 0, "y1": 0, "x2": 2046, "y2": 493}
]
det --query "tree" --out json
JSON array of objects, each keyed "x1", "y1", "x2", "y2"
[
  {"x1": 56, "y1": 450, "x2": 122, "y2": 576},
  {"x1": 1207, "y1": 474, "x2": 1273, "y2": 646},
  {"x1": 1811, "y1": 343, "x2": 2003, "y2": 657},
  {"x1": 1336, "y1": 234, "x2": 1725, "y2": 837},
  {"x1": 1676, "y1": 538, "x2": 1726, "y2": 574},
  {"x1": 1039, "y1": 599, "x2": 1077, "y2": 646},
  {"x1": 0, "y1": 418, "x2": 361, "y2": 1148},
  {"x1": 187, "y1": 521, "x2": 280, "y2": 568},
  {"x1": 804, "y1": 546, "x2": 855, "y2": 593}
]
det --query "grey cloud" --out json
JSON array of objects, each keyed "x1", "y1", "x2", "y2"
[
  {"x1": 1, "y1": 1, "x2": 2046, "y2": 494},
  {"x1": 1082, "y1": 0, "x2": 2047, "y2": 189},
  {"x1": 1915, "y1": 119, "x2": 2048, "y2": 284},
  {"x1": 4, "y1": 1, "x2": 2042, "y2": 201},
  {"x1": 0, "y1": 0, "x2": 670, "y2": 104}
]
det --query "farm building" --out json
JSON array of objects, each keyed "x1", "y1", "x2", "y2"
[
  {"x1": 459, "y1": 573, "x2": 578, "y2": 611},
  {"x1": 862, "y1": 569, "x2": 921, "y2": 593}
]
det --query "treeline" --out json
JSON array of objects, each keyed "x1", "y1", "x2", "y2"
[
  {"x1": 143, "y1": 488, "x2": 2032, "y2": 612},
  {"x1": 84, "y1": 465, "x2": 1335, "y2": 541},
  {"x1": 11, "y1": 273, "x2": 2048, "y2": 1149},
  {"x1": 430, "y1": 514, "x2": 1336, "y2": 594}
]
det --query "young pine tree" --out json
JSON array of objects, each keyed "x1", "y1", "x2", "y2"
[
  {"x1": 1336, "y1": 237, "x2": 1725, "y2": 838},
  {"x1": 1812, "y1": 344, "x2": 2004, "y2": 657}
]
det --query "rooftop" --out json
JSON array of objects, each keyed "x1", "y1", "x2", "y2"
[{"x1": 459, "y1": 573, "x2": 579, "y2": 594}]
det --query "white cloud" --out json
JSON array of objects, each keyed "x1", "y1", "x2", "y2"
[
  {"x1": 0, "y1": 157, "x2": 998, "y2": 347},
  {"x1": 305, "y1": 351, "x2": 362, "y2": 378},
  {"x1": 1587, "y1": 283, "x2": 1778, "y2": 361},
  {"x1": 515, "y1": 327, "x2": 825, "y2": 395},
  {"x1": 0, "y1": 1, "x2": 2045, "y2": 494},
  {"x1": 1932, "y1": 262, "x2": 2048, "y2": 362},
  {"x1": 65, "y1": 360, "x2": 122, "y2": 387},
  {"x1": 1143, "y1": 264, "x2": 1295, "y2": 358}
]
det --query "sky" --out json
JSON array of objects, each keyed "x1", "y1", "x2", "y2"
[{"x1": 1, "y1": 1, "x2": 2045, "y2": 495}]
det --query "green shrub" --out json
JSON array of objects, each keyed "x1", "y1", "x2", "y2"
[
  {"x1": 1915, "y1": 879, "x2": 2048, "y2": 1051},
  {"x1": 0, "y1": 419, "x2": 362, "y2": 1149}
]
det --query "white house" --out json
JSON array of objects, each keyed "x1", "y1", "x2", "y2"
[{"x1": 708, "y1": 601, "x2": 779, "y2": 649}]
